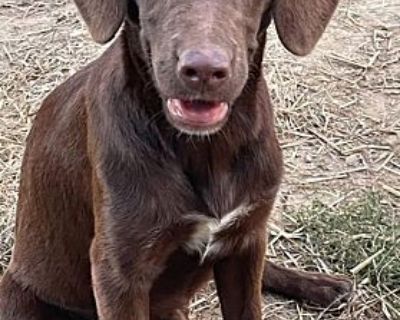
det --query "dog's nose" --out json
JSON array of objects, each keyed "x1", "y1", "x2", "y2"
[{"x1": 178, "y1": 48, "x2": 231, "y2": 90}]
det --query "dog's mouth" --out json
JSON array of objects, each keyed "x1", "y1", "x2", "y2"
[{"x1": 166, "y1": 98, "x2": 229, "y2": 134}]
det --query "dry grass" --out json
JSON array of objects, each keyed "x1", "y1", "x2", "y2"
[
  {"x1": 279, "y1": 193, "x2": 399, "y2": 319},
  {"x1": 0, "y1": 0, "x2": 399, "y2": 319}
]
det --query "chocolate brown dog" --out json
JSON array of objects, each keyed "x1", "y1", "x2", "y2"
[{"x1": 0, "y1": 0, "x2": 351, "y2": 319}]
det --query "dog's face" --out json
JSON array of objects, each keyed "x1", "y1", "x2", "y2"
[
  {"x1": 74, "y1": 0, "x2": 339, "y2": 135},
  {"x1": 137, "y1": 0, "x2": 270, "y2": 135}
]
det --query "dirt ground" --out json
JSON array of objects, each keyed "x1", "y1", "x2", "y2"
[{"x1": 0, "y1": 0, "x2": 399, "y2": 319}]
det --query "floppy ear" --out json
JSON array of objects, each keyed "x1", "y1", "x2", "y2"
[
  {"x1": 273, "y1": 0, "x2": 339, "y2": 56},
  {"x1": 74, "y1": 0, "x2": 127, "y2": 44}
]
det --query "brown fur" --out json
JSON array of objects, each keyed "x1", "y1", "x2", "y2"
[{"x1": 0, "y1": 0, "x2": 351, "y2": 319}]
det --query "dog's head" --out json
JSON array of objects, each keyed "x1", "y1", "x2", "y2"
[{"x1": 75, "y1": 0, "x2": 338, "y2": 135}]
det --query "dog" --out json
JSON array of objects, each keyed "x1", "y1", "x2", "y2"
[{"x1": 0, "y1": 0, "x2": 352, "y2": 319}]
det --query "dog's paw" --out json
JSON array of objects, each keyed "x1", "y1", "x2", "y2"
[
  {"x1": 263, "y1": 262, "x2": 353, "y2": 308},
  {"x1": 305, "y1": 274, "x2": 353, "y2": 307}
]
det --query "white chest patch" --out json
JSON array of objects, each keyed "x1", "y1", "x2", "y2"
[{"x1": 183, "y1": 204, "x2": 254, "y2": 262}]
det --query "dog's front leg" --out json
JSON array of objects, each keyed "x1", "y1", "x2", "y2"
[
  {"x1": 89, "y1": 174, "x2": 178, "y2": 320},
  {"x1": 214, "y1": 235, "x2": 266, "y2": 320},
  {"x1": 90, "y1": 239, "x2": 152, "y2": 320}
]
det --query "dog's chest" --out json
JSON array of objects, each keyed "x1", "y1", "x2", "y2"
[
  {"x1": 182, "y1": 153, "x2": 251, "y2": 219},
  {"x1": 183, "y1": 203, "x2": 255, "y2": 262},
  {"x1": 175, "y1": 138, "x2": 266, "y2": 260}
]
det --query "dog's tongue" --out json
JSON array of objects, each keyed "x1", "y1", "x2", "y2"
[{"x1": 167, "y1": 99, "x2": 228, "y2": 126}]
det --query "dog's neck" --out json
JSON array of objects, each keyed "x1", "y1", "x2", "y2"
[{"x1": 90, "y1": 23, "x2": 276, "y2": 215}]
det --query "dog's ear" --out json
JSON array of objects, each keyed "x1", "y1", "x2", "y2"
[
  {"x1": 74, "y1": 0, "x2": 127, "y2": 44},
  {"x1": 272, "y1": 0, "x2": 339, "y2": 56}
]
